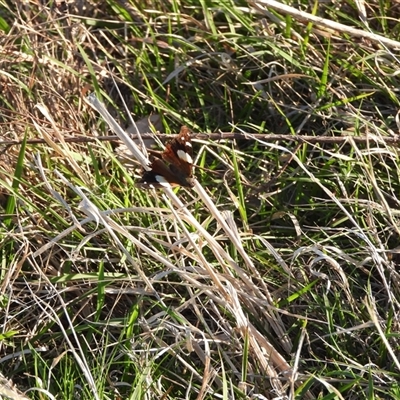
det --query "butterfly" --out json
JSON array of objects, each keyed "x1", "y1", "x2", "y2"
[{"x1": 136, "y1": 125, "x2": 195, "y2": 189}]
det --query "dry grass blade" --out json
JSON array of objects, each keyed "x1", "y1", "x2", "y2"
[
  {"x1": 86, "y1": 94, "x2": 150, "y2": 169},
  {"x1": 250, "y1": 0, "x2": 400, "y2": 48}
]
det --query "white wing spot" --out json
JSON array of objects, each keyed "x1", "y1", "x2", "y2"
[
  {"x1": 177, "y1": 149, "x2": 193, "y2": 164},
  {"x1": 155, "y1": 176, "x2": 172, "y2": 187}
]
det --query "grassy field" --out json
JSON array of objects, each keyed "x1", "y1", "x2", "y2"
[{"x1": 1, "y1": 0, "x2": 400, "y2": 399}]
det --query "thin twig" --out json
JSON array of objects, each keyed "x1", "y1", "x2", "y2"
[{"x1": 1, "y1": 133, "x2": 400, "y2": 147}]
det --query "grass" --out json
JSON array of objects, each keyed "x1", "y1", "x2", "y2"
[{"x1": 1, "y1": 0, "x2": 400, "y2": 399}]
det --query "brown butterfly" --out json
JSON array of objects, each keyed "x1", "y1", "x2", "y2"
[{"x1": 136, "y1": 126, "x2": 194, "y2": 189}]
